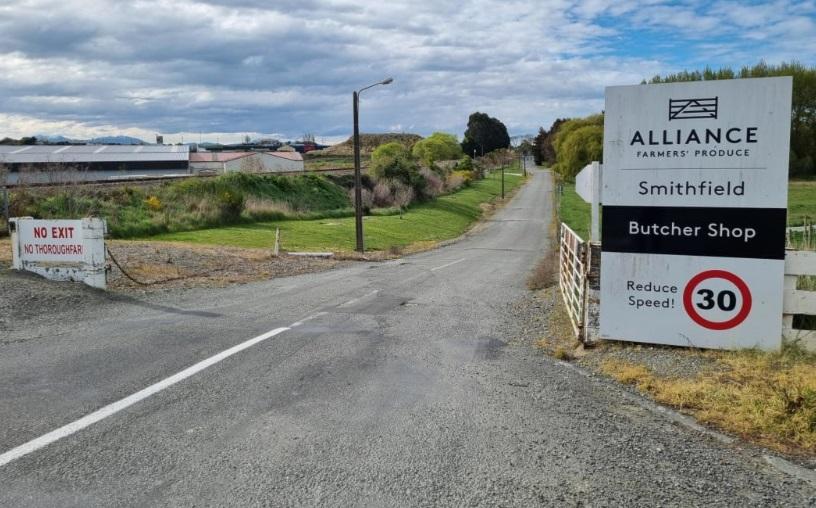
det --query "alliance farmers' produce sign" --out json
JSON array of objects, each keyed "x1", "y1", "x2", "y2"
[{"x1": 600, "y1": 77, "x2": 792, "y2": 350}]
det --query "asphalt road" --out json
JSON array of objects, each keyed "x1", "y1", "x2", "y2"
[{"x1": 1, "y1": 169, "x2": 815, "y2": 506}]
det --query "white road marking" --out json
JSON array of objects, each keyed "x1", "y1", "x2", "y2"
[
  {"x1": 290, "y1": 312, "x2": 327, "y2": 327},
  {"x1": 430, "y1": 258, "x2": 465, "y2": 272},
  {"x1": 0, "y1": 327, "x2": 290, "y2": 468},
  {"x1": 339, "y1": 290, "x2": 379, "y2": 307}
]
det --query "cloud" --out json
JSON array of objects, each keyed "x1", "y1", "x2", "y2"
[{"x1": 0, "y1": 0, "x2": 812, "y2": 142}]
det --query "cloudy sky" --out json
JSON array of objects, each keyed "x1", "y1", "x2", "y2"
[{"x1": 0, "y1": 0, "x2": 814, "y2": 144}]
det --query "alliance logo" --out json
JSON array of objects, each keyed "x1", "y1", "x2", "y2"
[{"x1": 669, "y1": 97, "x2": 718, "y2": 120}]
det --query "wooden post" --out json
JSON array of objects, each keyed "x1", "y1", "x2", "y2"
[
  {"x1": 590, "y1": 161, "x2": 601, "y2": 243},
  {"x1": 2, "y1": 187, "x2": 8, "y2": 231},
  {"x1": 273, "y1": 227, "x2": 280, "y2": 257}
]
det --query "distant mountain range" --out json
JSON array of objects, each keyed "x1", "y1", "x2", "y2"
[{"x1": 34, "y1": 134, "x2": 147, "y2": 145}]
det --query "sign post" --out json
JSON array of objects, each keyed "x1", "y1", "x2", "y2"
[{"x1": 600, "y1": 77, "x2": 792, "y2": 350}]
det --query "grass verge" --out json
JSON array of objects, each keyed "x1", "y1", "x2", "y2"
[
  {"x1": 789, "y1": 180, "x2": 816, "y2": 227},
  {"x1": 557, "y1": 181, "x2": 591, "y2": 240},
  {"x1": 601, "y1": 344, "x2": 816, "y2": 455},
  {"x1": 534, "y1": 286, "x2": 816, "y2": 456},
  {"x1": 146, "y1": 171, "x2": 525, "y2": 252}
]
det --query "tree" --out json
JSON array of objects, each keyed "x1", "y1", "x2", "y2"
[
  {"x1": 461, "y1": 112, "x2": 510, "y2": 156},
  {"x1": 411, "y1": 132, "x2": 463, "y2": 167},
  {"x1": 647, "y1": 61, "x2": 816, "y2": 178},
  {"x1": 533, "y1": 118, "x2": 566, "y2": 166},
  {"x1": 550, "y1": 114, "x2": 604, "y2": 180},
  {"x1": 369, "y1": 142, "x2": 419, "y2": 184}
]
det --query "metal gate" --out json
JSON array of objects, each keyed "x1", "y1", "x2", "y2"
[{"x1": 559, "y1": 223, "x2": 587, "y2": 340}]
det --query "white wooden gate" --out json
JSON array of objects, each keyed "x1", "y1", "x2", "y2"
[
  {"x1": 783, "y1": 250, "x2": 816, "y2": 350},
  {"x1": 559, "y1": 223, "x2": 586, "y2": 339},
  {"x1": 558, "y1": 221, "x2": 816, "y2": 350}
]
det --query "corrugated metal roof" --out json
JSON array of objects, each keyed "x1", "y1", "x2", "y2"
[
  {"x1": 0, "y1": 144, "x2": 189, "y2": 164},
  {"x1": 189, "y1": 152, "x2": 255, "y2": 163},
  {"x1": 264, "y1": 151, "x2": 303, "y2": 161}
]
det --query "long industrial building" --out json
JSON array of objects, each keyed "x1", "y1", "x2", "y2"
[
  {"x1": 0, "y1": 145, "x2": 190, "y2": 185},
  {"x1": 0, "y1": 145, "x2": 305, "y2": 185},
  {"x1": 189, "y1": 151, "x2": 303, "y2": 174}
]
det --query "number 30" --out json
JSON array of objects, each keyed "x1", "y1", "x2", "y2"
[{"x1": 696, "y1": 289, "x2": 737, "y2": 312}]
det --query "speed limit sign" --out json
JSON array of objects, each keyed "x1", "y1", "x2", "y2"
[{"x1": 683, "y1": 270, "x2": 752, "y2": 331}]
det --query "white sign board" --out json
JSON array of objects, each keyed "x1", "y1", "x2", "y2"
[
  {"x1": 600, "y1": 77, "x2": 792, "y2": 350},
  {"x1": 575, "y1": 162, "x2": 601, "y2": 203},
  {"x1": 16, "y1": 219, "x2": 85, "y2": 262},
  {"x1": 10, "y1": 217, "x2": 107, "y2": 289}
]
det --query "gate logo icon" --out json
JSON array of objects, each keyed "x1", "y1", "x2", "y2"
[{"x1": 669, "y1": 97, "x2": 718, "y2": 120}]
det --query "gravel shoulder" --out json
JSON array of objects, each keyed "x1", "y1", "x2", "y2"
[{"x1": 516, "y1": 283, "x2": 816, "y2": 467}]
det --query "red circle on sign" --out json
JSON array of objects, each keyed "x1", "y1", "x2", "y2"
[{"x1": 683, "y1": 270, "x2": 752, "y2": 330}]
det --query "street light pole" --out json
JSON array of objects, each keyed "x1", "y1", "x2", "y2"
[
  {"x1": 353, "y1": 91, "x2": 363, "y2": 252},
  {"x1": 353, "y1": 77, "x2": 394, "y2": 253}
]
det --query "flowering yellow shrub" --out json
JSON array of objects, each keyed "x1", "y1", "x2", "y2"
[{"x1": 145, "y1": 195, "x2": 162, "y2": 211}]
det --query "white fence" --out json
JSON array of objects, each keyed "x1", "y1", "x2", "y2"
[
  {"x1": 559, "y1": 223, "x2": 586, "y2": 340},
  {"x1": 783, "y1": 250, "x2": 816, "y2": 350},
  {"x1": 558, "y1": 221, "x2": 816, "y2": 350}
]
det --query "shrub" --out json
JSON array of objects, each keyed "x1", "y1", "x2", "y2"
[
  {"x1": 347, "y1": 188, "x2": 373, "y2": 213},
  {"x1": 411, "y1": 132, "x2": 463, "y2": 167},
  {"x1": 393, "y1": 183, "x2": 414, "y2": 209},
  {"x1": 216, "y1": 190, "x2": 245, "y2": 222},
  {"x1": 456, "y1": 155, "x2": 473, "y2": 172},
  {"x1": 145, "y1": 195, "x2": 162, "y2": 211},
  {"x1": 419, "y1": 168, "x2": 444, "y2": 198},
  {"x1": 373, "y1": 181, "x2": 395, "y2": 207},
  {"x1": 445, "y1": 172, "x2": 466, "y2": 192}
]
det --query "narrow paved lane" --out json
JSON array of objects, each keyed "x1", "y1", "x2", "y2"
[{"x1": 1, "y1": 169, "x2": 814, "y2": 506}]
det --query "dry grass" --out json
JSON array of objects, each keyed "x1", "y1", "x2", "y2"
[
  {"x1": 527, "y1": 248, "x2": 559, "y2": 290},
  {"x1": 0, "y1": 238, "x2": 11, "y2": 267},
  {"x1": 601, "y1": 346, "x2": 816, "y2": 455},
  {"x1": 535, "y1": 286, "x2": 581, "y2": 357}
]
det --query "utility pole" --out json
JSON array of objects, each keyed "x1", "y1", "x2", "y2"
[
  {"x1": 353, "y1": 90, "x2": 363, "y2": 252},
  {"x1": 2, "y1": 186, "x2": 8, "y2": 232},
  {"x1": 352, "y1": 77, "x2": 393, "y2": 253}
]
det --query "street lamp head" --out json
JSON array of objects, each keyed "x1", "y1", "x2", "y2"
[{"x1": 381, "y1": 77, "x2": 394, "y2": 85}]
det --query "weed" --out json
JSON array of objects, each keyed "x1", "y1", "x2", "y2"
[
  {"x1": 601, "y1": 349, "x2": 816, "y2": 454},
  {"x1": 554, "y1": 348, "x2": 572, "y2": 361},
  {"x1": 528, "y1": 249, "x2": 559, "y2": 290}
]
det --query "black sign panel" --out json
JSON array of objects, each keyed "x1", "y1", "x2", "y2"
[{"x1": 602, "y1": 205, "x2": 786, "y2": 260}]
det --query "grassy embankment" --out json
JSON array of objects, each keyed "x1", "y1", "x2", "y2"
[
  {"x1": 149, "y1": 170, "x2": 524, "y2": 252},
  {"x1": 303, "y1": 154, "x2": 355, "y2": 171},
  {"x1": 9, "y1": 172, "x2": 354, "y2": 238},
  {"x1": 602, "y1": 346, "x2": 816, "y2": 455},
  {"x1": 552, "y1": 179, "x2": 816, "y2": 455},
  {"x1": 557, "y1": 181, "x2": 591, "y2": 240}
]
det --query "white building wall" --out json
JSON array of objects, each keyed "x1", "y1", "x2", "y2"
[
  {"x1": 190, "y1": 161, "x2": 225, "y2": 174},
  {"x1": 257, "y1": 153, "x2": 304, "y2": 172}
]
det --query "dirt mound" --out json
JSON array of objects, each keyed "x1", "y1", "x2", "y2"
[{"x1": 314, "y1": 133, "x2": 423, "y2": 156}]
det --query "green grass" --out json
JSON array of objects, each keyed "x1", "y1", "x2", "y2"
[
  {"x1": 147, "y1": 171, "x2": 525, "y2": 252},
  {"x1": 558, "y1": 182, "x2": 591, "y2": 240},
  {"x1": 304, "y1": 154, "x2": 355, "y2": 170},
  {"x1": 789, "y1": 180, "x2": 816, "y2": 226},
  {"x1": 558, "y1": 180, "x2": 816, "y2": 240}
]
